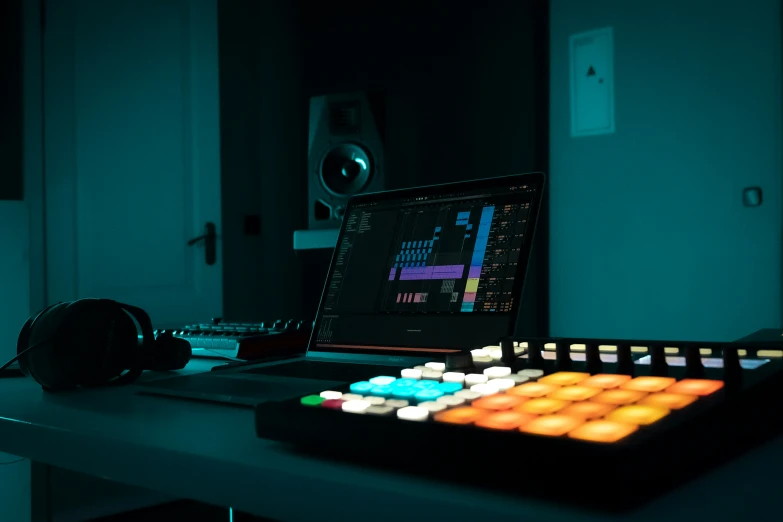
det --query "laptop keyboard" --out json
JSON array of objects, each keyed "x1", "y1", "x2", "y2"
[{"x1": 244, "y1": 361, "x2": 405, "y2": 383}]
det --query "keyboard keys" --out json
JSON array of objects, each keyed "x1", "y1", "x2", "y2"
[
  {"x1": 579, "y1": 374, "x2": 632, "y2": 389},
  {"x1": 437, "y1": 395, "x2": 467, "y2": 407},
  {"x1": 607, "y1": 405, "x2": 669, "y2": 425},
  {"x1": 300, "y1": 395, "x2": 324, "y2": 407},
  {"x1": 476, "y1": 411, "x2": 536, "y2": 430},
  {"x1": 349, "y1": 382, "x2": 374, "y2": 394},
  {"x1": 515, "y1": 398, "x2": 570, "y2": 415},
  {"x1": 341, "y1": 393, "x2": 364, "y2": 401},
  {"x1": 401, "y1": 369, "x2": 422, "y2": 379},
  {"x1": 484, "y1": 366, "x2": 512, "y2": 378},
  {"x1": 454, "y1": 390, "x2": 482, "y2": 401},
  {"x1": 465, "y1": 374, "x2": 489, "y2": 386},
  {"x1": 434, "y1": 407, "x2": 488, "y2": 425},
  {"x1": 665, "y1": 379, "x2": 724, "y2": 396},
  {"x1": 369, "y1": 385, "x2": 394, "y2": 397},
  {"x1": 393, "y1": 378, "x2": 418, "y2": 388},
  {"x1": 639, "y1": 392, "x2": 697, "y2": 410},
  {"x1": 520, "y1": 415, "x2": 584, "y2": 436},
  {"x1": 414, "y1": 389, "x2": 445, "y2": 402},
  {"x1": 366, "y1": 405, "x2": 395, "y2": 416},
  {"x1": 320, "y1": 391, "x2": 342, "y2": 400},
  {"x1": 539, "y1": 372, "x2": 590, "y2": 386},
  {"x1": 364, "y1": 396, "x2": 386, "y2": 405},
  {"x1": 506, "y1": 374, "x2": 530, "y2": 384},
  {"x1": 568, "y1": 420, "x2": 638, "y2": 443},
  {"x1": 472, "y1": 394, "x2": 526, "y2": 411},
  {"x1": 507, "y1": 382, "x2": 560, "y2": 398},
  {"x1": 413, "y1": 380, "x2": 438, "y2": 390},
  {"x1": 425, "y1": 362, "x2": 446, "y2": 372},
  {"x1": 436, "y1": 382, "x2": 463, "y2": 394},
  {"x1": 321, "y1": 399, "x2": 345, "y2": 410},
  {"x1": 442, "y1": 372, "x2": 465, "y2": 384},
  {"x1": 385, "y1": 399, "x2": 409, "y2": 408},
  {"x1": 591, "y1": 389, "x2": 648, "y2": 405},
  {"x1": 560, "y1": 401, "x2": 616, "y2": 420},
  {"x1": 391, "y1": 387, "x2": 417, "y2": 400},
  {"x1": 470, "y1": 383, "x2": 500, "y2": 396},
  {"x1": 488, "y1": 378, "x2": 516, "y2": 391},
  {"x1": 547, "y1": 386, "x2": 602, "y2": 401},
  {"x1": 621, "y1": 376, "x2": 676, "y2": 393},
  {"x1": 518, "y1": 369, "x2": 544, "y2": 378},
  {"x1": 421, "y1": 370, "x2": 443, "y2": 381},
  {"x1": 397, "y1": 406, "x2": 429, "y2": 422},
  {"x1": 369, "y1": 376, "x2": 396, "y2": 386},
  {"x1": 418, "y1": 401, "x2": 448, "y2": 413},
  {"x1": 342, "y1": 400, "x2": 371, "y2": 414}
]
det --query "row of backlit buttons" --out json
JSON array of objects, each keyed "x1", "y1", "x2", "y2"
[{"x1": 303, "y1": 370, "x2": 724, "y2": 443}]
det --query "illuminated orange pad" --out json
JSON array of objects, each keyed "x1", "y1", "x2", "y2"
[
  {"x1": 607, "y1": 405, "x2": 669, "y2": 425},
  {"x1": 515, "y1": 397, "x2": 570, "y2": 415},
  {"x1": 639, "y1": 392, "x2": 697, "y2": 410},
  {"x1": 666, "y1": 379, "x2": 724, "y2": 396},
  {"x1": 538, "y1": 372, "x2": 590, "y2": 386},
  {"x1": 434, "y1": 407, "x2": 488, "y2": 425},
  {"x1": 520, "y1": 415, "x2": 583, "y2": 436},
  {"x1": 560, "y1": 401, "x2": 616, "y2": 420},
  {"x1": 507, "y1": 382, "x2": 560, "y2": 398},
  {"x1": 591, "y1": 389, "x2": 648, "y2": 405},
  {"x1": 476, "y1": 411, "x2": 537, "y2": 430},
  {"x1": 548, "y1": 385, "x2": 602, "y2": 401},
  {"x1": 569, "y1": 420, "x2": 638, "y2": 443},
  {"x1": 472, "y1": 394, "x2": 526, "y2": 411},
  {"x1": 579, "y1": 374, "x2": 632, "y2": 389},
  {"x1": 621, "y1": 376, "x2": 676, "y2": 393}
]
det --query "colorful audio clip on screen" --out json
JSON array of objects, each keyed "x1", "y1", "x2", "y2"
[{"x1": 299, "y1": 363, "x2": 724, "y2": 443}]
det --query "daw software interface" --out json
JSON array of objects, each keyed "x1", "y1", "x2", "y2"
[{"x1": 314, "y1": 179, "x2": 543, "y2": 353}]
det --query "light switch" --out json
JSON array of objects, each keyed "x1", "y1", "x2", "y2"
[{"x1": 570, "y1": 27, "x2": 615, "y2": 137}]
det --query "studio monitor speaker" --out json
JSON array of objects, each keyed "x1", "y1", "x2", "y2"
[{"x1": 308, "y1": 91, "x2": 385, "y2": 230}]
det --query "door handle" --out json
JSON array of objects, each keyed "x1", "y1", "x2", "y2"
[{"x1": 187, "y1": 222, "x2": 217, "y2": 266}]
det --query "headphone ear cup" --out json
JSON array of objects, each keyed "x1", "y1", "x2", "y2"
[
  {"x1": 149, "y1": 332, "x2": 191, "y2": 371},
  {"x1": 19, "y1": 302, "x2": 73, "y2": 389}
]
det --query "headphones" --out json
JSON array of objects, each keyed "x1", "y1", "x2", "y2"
[{"x1": 16, "y1": 299, "x2": 191, "y2": 391}]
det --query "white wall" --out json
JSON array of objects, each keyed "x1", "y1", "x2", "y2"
[{"x1": 550, "y1": 0, "x2": 782, "y2": 340}]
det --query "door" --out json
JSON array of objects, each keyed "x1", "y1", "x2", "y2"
[{"x1": 43, "y1": 0, "x2": 222, "y2": 328}]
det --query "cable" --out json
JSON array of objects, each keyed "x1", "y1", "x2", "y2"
[{"x1": 0, "y1": 340, "x2": 48, "y2": 374}]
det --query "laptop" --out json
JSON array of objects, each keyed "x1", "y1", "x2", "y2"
[{"x1": 137, "y1": 172, "x2": 546, "y2": 406}]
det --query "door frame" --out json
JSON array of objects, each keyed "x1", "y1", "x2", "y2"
[{"x1": 23, "y1": 0, "x2": 46, "y2": 316}]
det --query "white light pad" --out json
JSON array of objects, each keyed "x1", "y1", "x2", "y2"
[
  {"x1": 425, "y1": 362, "x2": 446, "y2": 372},
  {"x1": 401, "y1": 368, "x2": 422, "y2": 379},
  {"x1": 442, "y1": 372, "x2": 465, "y2": 383},
  {"x1": 397, "y1": 406, "x2": 429, "y2": 422},
  {"x1": 484, "y1": 366, "x2": 512, "y2": 378},
  {"x1": 470, "y1": 383, "x2": 500, "y2": 396},
  {"x1": 418, "y1": 401, "x2": 448, "y2": 413},
  {"x1": 518, "y1": 369, "x2": 544, "y2": 378},
  {"x1": 342, "y1": 400, "x2": 371, "y2": 414},
  {"x1": 340, "y1": 393, "x2": 364, "y2": 401},
  {"x1": 421, "y1": 369, "x2": 443, "y2": 381},
  {"x1": 454, "y1": 390, "x2": 482, "y2": 401},
  {"x1": 465, "y1": 374, "x2": 489, "y2": 386},
  {"x1": 320, "y1": 391, "x2": 342, "y2": 400},
  {"x1": 488, "y1": 378, "x2": 515, "y2": 391},
  {"x1": 369, "y1": 376, "x2": 396, "y2": 386}
]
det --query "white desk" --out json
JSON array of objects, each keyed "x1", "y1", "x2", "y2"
[{"x1": 0, "y1": 360, "x2": 780, "y2": 522}]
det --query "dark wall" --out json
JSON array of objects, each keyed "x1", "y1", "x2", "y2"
[
  {"x1": 219, "y1": 0, "x2": 549, "y2": 334},
  {"x1": 0, "y1": 0, "x2": 23, "y2": 201}
]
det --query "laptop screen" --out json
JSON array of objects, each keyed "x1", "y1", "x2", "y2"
[{"x1": 311, "y1": 173, "x2": 546, "y2": 357}]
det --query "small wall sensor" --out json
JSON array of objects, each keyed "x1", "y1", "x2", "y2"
[{"x1": 742, "y1": 187, "x2": 762, "y2": 207}]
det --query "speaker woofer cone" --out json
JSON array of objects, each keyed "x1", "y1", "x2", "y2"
[{"x1": 319, "y1": 143, "x2": 372, "y2": 196}]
